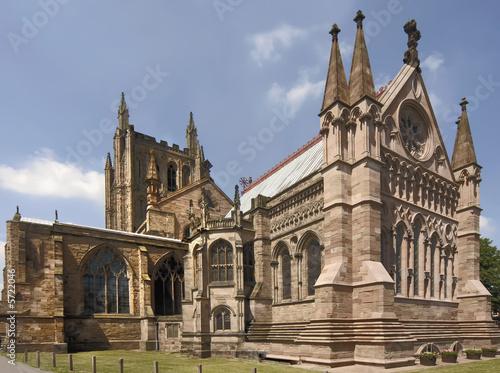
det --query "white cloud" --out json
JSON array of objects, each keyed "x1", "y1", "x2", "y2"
[
  {"x1": 481, "y1": 216, "x2": 496, "y2": 237},
  {"x1": 248, "y1": 24, "x2": 306, "y2": 67},
  {"x1": 0, "y1": 148, "x2": 104, "y2": 203},
  {"x1": 339, "y1": 41, "x2": 353, "y2": 60},
  {"x1": 267, "y1": 71, "x2": 325, "y2": 118},
  {"x1": 421, "y1": 51, "x2": 445, "y2": 73}
]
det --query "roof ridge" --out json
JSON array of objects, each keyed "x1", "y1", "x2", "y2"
[{"x1": 242, "y1": 134, "x2": 322, "y2": 195}]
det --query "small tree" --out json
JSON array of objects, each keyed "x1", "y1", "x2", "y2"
[{"x1": 480, "y1": 237, "x2": 500, "y2": 313}]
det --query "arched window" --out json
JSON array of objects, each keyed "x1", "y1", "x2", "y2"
[
  {"x1": 214, "y1": 307, "x2": 231, "y2": 331},
  {"x1": 210, "y1": 240, "x2": 233, "y2": 282},
  {"x1": 307, "y1": 240, "x2": 321, "y2": 295},
  {"x1": 83, "y1": 248, "x2": 129, "y2": 315},
  {"x1": 167, "y1": 164, "x2": 177, "y2": 191},
  {"x1": 413, "y1": 220, "x2": 421, "y2": 296},
  {"x1": 154, "y1": 256, "x2": 184, "y2": 315},
  {"x1": 282, "y1": 250, "x2": 291, "y2": 299},
  {"x1": 243, "y1": 242, "x2": 255, "y2": 284},
  {"x1": 395, "y1": 226, "x2": 404, "y2": 295},
  {"x1": 430, "y1": 236, "x2": 437, "y2": 297},
  {"x1": 182, "y1": 166, "x2": 191, "y2": 187}
]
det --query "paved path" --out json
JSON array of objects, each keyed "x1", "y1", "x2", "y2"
[{"x1": 0, "y1": 355, "x2": 52, "y2": 373}]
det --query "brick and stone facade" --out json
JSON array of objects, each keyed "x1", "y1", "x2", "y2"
[{"x1": 1, "y1": 11, "x2": 498, "y2": 369}]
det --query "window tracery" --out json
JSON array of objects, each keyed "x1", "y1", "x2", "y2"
[
  {"x1": 83, "y1": 247, "x2": 129, "y2": 315},
  {"x1": 210, "y1": 240, "x2": 233, "y2": 282}
]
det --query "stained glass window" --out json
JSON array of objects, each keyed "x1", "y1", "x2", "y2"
[
  {"x1": 83, "y1": 248, "x2": 129, "y2": 315},
  {"x1": 154, "y1": 256, "x2": 184, "y2": 315},
  {"x1": 210, "y1": 241, "x2": 233, "y2": 282},
  {"x1": 282, "y1": 250, "x2": 291, "y2": 299},
  {"x1": 215, "y1": 308, "x2": 231, "y2": 331},
  {"x1": 307, "y1": 240, "x2": 321, "y2": 295}
]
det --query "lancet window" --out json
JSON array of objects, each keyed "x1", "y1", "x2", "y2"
[{"x1": 154, "y1": 256, "x2": 184, "y2": 315}]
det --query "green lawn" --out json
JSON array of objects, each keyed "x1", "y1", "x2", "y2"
[
  {"x1": 10, "y1": 350, "x2": 500, "y2": 373},
  {"x1": 407, "y1": 358, "x2": 500, "y2": 372},
  {"x1": 14, "y1": 350, "x2": 314, "y2": 373}
]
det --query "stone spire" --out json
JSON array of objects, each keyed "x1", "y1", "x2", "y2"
[
  {"x1": 348, "y1": 10, "x2": 376, "y2": 104},
  {"x1": 118, "y1": 92, "x2": 130, "y2": 130},
  {"x1": 145, "y1": 149, "x2": 160, "y2": 205},
  {"x1": 321, "y1": 23, "x2": 349, "y2": 113},
  {"x1": 105, "y1": 152, "x2": 112, "y2": 170},
  {"x1": 403, "y1": 19, "x2": 421, "y2": 72},
  {"x1": 451, "y1": 98, "x2": 478, "y2": 170},
  {"x1": 186, "y1": 112, "x2": 199, "y2": 155}
]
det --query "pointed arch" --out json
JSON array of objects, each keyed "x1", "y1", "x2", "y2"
[
  {"x1": 152, "y1": 251, "x2": 184, "y2": 315},
  {"x1": 211, "y1": 305, "x2": 235, "y2": 332},
  {"x1": 272, "y1": 242, "x2": 292, "y2": 302},
  {"x1": 298, "y1": 231, "x2": 322, "y2": 296},
  {"x1": 80, "y1": 244, "x2": 131, "y2": 315},
  {"x1": 209, "y1": 239, "x2": 233, "y2": 282},
  {"x1": 167, "y1": 162, "x2": 177, "y2": 191}
]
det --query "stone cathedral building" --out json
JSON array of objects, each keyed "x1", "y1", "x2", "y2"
[{"x1": 1, "y1": 11, "x2": 499, "y2": 368}]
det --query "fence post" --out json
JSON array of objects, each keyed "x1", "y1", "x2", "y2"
[
  {"x1": 119, "y1": 358, "x2": 123, "y2": 373},
  {"x1": 92, "y1": 355, "x2": 97, "y2": 373},
  {"x1": 197, "y1": 363, "x2": 202, "y2": 373},
  {"x1": 36, "y1": 350, "x2": 40, "y2": 368},
  {"x1": 52, "y1": 352, "x2": 57, "y2": 367},
  {"x1": 24, "y1": 350, "x2": 28, "y2": 362},
  {"x1": 252, "y1": 368, "x2": 257, "y2": 373},
  {"x1": 154, "y1": 360, "x2": 158, "y2": 373},
  {"x1": 69, "y1": 354, "x2": 73, "y2": 371}
]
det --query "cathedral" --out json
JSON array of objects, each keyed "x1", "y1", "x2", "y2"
[{"x1": 1, "y1": 11, "x2": 499, "y2": 368}]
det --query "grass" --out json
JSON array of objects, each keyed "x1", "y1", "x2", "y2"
[
  {"x1": 11, "y1": 350, "x2": 314, "y2": 373},
  {"x1": 7, "y1": 350, "x2": 500, "y2": 373},
  {"x1": 407, "y1": 358, "x2": 500, "y2": 372}
]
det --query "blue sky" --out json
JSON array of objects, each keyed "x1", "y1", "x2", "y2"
[{"x1": 1, "y1": 0, "x2": 500, "y2": 291}]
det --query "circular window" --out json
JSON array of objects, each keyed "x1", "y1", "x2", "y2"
[{"x1": 399, "y1": 106, "x2": 429, "y2": 159}]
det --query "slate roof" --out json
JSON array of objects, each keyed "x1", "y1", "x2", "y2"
[{"x1": 237, "y1": 135, "x2": 323, "y2": 214}]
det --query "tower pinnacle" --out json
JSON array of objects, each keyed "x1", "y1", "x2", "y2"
[
  {"x1": 321, "y1": 23, "x2": 349, "y2": 112},
  {"x1": 118, "y1": 92, "x2": 130, "y2": 129},
  {"x1": 348, "y1": 10, "x2": 376, "y2": 104},
  {"x1": 451, "y1": 98, "x2": 478, "y2": 170}
]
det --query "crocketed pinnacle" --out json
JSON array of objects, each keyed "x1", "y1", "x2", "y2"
[
  {"x1": 145, "y1": 149, "x2": 159, "y2": 182},
  {"x1": 321, "y1": 23, "x2": 349, "y2": 112},
  {"x1": 348, "y1": 10, "x2": 376, "y2": 104},
  {"x1": 118, "y1": 92, "x2": 130, "y2": 129},
  {"x1": 105, "y1": 152, "x2": 112, "y2": 170},
  {"x1": 451, "y1": 98, "x2": 478, "y2": 170}
]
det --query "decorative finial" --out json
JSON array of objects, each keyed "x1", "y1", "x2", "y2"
[
  {"x1": 329, "y1": 23, "x2": 341, "y2": 40},
  {"x1": 13, "y1": 205, "x2": 21, "y2": 221},
  {"x1": 403, "y1": 19, "x2": 421, "y2": 72},
  {"x1": 234, "y1": 185, "x2": 240, "y2": 206},
  {"x1": 460, "y1": 97, "x2": 469, "y2": 111},
  {"x1": 55, "y1": 210, "x2": 59, "y2": 223},
  {"x1": 353, "y1": 10, "x2": 365, "y2": 29},
  {"x1": 456, "y1": 116, "x2": 461, "y2": 128}
]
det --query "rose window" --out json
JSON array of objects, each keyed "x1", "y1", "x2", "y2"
[{"x1": 399, "y1": 108, "x2": 428, "y2": 159}]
